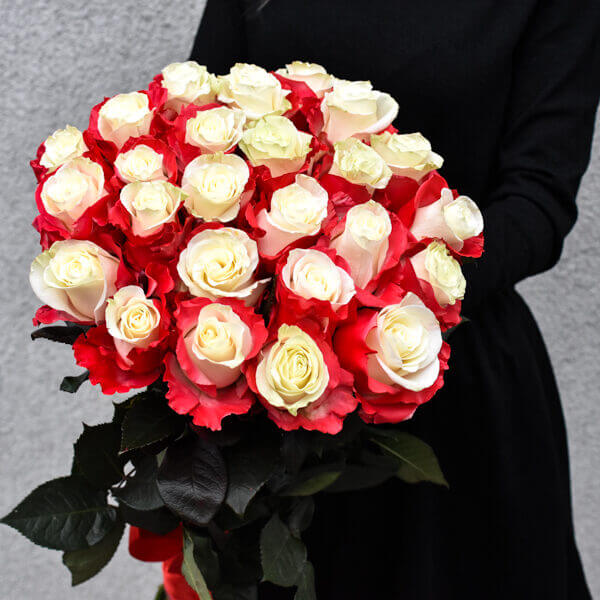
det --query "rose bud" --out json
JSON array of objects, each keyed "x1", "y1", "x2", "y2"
[
  {"x1": 30, "y1": 239, "x2": 119, "y2": 323},
  {"x1": 321, "y1": 79, "x2": 398, "y2": 143},
  {"x1": 177, "y1": 227, "x2": 269, "y2": 305},
  {"x1": 217, "y1": 63, "x2": 292, "y2": 120},
  {"x1": 96, "y1": 92, "x2": 154, "y2": 149},
  {"x1": 73, "y1": 285, "x2": 170, "y2": 394},
  {"x1": 181, "y1": 153, "x2": 250, "y2": 222},
  {"x1": 410, "y1": 240, "x2": 466, "y2": 307},
  {"x1": 184, "y1": 106, "x2": 246, "y2": 154},
  {"x1": 161, "y1": 61, "x2": 215, "y2": 113},
  {"x1": 410, "y1": 188, "x2": 484, "y2": 253},
  {"x1": 164, "y1": 298, "x2": 268, "y2": 430},
  {"x1": 39, "y1": 125, "x2": 88, "y2": 172},
  {"x1": 38, "y1": 157, "x2": 106, "y2": 231},
  {"x1": 331, "y1": 137, "x2": 392, "y2": 190},
  {"x1": 119, "y1": 180, "x2": 185, "y2": 237},
  {"x1": 370, "y1": 132, "x2": 443, "y2": 181},
  {"x1": 115, "y1": 144, "x2": 167, "y2": 184},
  {"x1": 275, "y1": 61, "x2": 334, "y2": 98},
  {"x1": 334, "y1": 292, "x2": 449, "y2": 424},
  {"x1": 256, "y1": 174, "x2": 329, "y2": 258},
  {"x1": 330, "y1": 200, "x2": 392, "y2": 288},
  {"x1": 277, "y1": 248, "x2": 356, "y2": 325},
  {"x1": 245, "y1": 321, "x2": 357, "y2": 434},
  {"x1": 239, "y1": 115, "x2": 312, "y2": 178}
]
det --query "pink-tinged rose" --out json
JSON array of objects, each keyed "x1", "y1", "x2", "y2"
[
  {"x1": 73, "y1": 287, "x2": 171, "y2": 394},
  {"x1": 184, "y1": 105, "x2": 246, "y2": 154},
  {"x1": 275, "y1": 62, "x2": 334, "y2": 98},
  {"x1": 30, "y1": 239, "x2": 120, "y2": 323},
  {"x1": 321, "y1": 79, "x2": 398, "y2": 143},
  {"x1": 331, "y1": 138, "x2": 392, "y2": 190},
  {"x1": 334, "y1": 293, "x2": 450, "y2": 424},
  {"x1": 160, "y1": 61, "x2": 216, "y2": 113},
  {"x1": 177, "y1": 226, "x2": 270, "y2": 305},
  {"x1": 164, "y1": 297, "x2": 268, "y2": 430},
  {"x1": 38, "y1": 125, "x2": 88, "y2": 173},
  {"x1": 114, "y1": 136, "x2": 177, "y2": 184},
  {"x1": 255, "y1": 174, "x2": 329, "y2": 258},
  {"x1": 245, "y1": 320, "x2": 357, "y2": 433}
]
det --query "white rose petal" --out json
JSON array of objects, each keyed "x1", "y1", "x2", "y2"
[
  {"x1": 256, "y1": 324, "x2": 329, "y2": 415},
  {"x1": 161, "y1": 61, "x2": 215, "y2": 112},
  {"x1": 98, "y1": 92, "x2": 153, "y2": 149},
  {"x1": 185, "y1": 106, "x2": 246, "y2": 154},
  {"x1": 275, "y1": 61, "x2": 333, "y2": 98},
  {"x1": 40, "y1": 125, "x2": 88, "y2": 171},
  {"x1": 331, "y1": 137, "x2": 392, "y2": 189},
  {"x1": 115, "y1": 145, "x2": 167, "y2": 183}
]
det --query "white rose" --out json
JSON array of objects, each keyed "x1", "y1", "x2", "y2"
[
  {"x1": 161, "y1": 61, "x2": 215, "y2": 112},
  {"x1": 275, "y1": 61, "x2": 333, "y2": 97},
  {"x1": 119, "y1": 180, "x2": 184, "y2": 237},
  {"x1": 410, "y1": 241, "x2": 466, "y2": 306},
  {"x1": 185, "y1": 106, "x2": 246, "y2": 154},
  {"x1": 331, "y1": 200, "x2": 391, "y2": 288},
  {"x1": 97, "y1": 92, "x2": 153, "y2": 148},
  {"x1": 281, "y1": 248, "x2": 355, "y2": 308},
  {"x1": 410, "y1": 188, "x2": 483, "y2": 251},
  {"x1": 256, "y1": 324, "x2": 329, "y2": 415},
  {"x1": 217, "y1": 63, "x2": 291, "y2": 120},
  {"x1": 366, "y1": 293, "x2": 442, "y2": 391},
  {"x1": 114, "y1": 145, "x2": 167, "y2": 183},
  {"x1": 177, "y1": 227, "x2": 269, "y2": 305},
  {"x1": 181, "y1": 153, "x2": 250, "y2": 222},
  {"x1": 183, "y1": 303, "x2": 252, "y2": 388},
  {"x1": 239, "y1": 115, "x2": 312, "y2": 178},
  {"x1": 331, "y1": 137, "x2": 392, "y2": 189},
  {"x1": 40, "y1": 157, "x2": 106, "y2": 229},
  {"x1": 370, "y1": 132, "x2": 443, "y2": 181},
  {"x1": 40, "y1": 125, "x2": 88, "y2": 172},
  {"x1": 322, "y1": 79, "x2": 398, "y2": 143},
  {"x1": 29, "y1": 240, "x2": 119, "y2": 323},
  {"x1": 106, "y1": 285, "x2": 161, "y2": 362},
  {"x1": 256, "y1": 175, "x2": 328, "y2": 257}
]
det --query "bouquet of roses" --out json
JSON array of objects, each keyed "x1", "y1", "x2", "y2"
[{"x1": 2, "y1": 60, "x2": 483, "y2": 599}]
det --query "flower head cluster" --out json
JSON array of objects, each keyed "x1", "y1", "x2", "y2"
[{"x1": 28, "y1": 60, "x2": 483, "y2": 433}]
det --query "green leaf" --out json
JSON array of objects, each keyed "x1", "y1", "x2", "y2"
[
  {"x1": 31, "y1": 324, "x2": 87, "y2": 344},
  {"x1": 118, "y1": 504, "x2": 179, "y2": 536},
  {"x1": 260, "y1": 514, "x2": 307, "y2": 587},
  {"x1": 185, "y1": 530, "x2": 220, "y2": 588},
  {"x1": 225, "y1": 442, "x2": 278, "y2": 516},
  {"x1": 181, "y1": 530, "x2": 212, "y2": 600},
  {"x1": 153, "y1": 585, "x2": 167, "y2": 600},
  {"x1": 60, "y1": 371, "x2": 89, "y2": 393},
  {"x1": 62, "y1": 519, "x2": 124, "y2": 585},
  {"x1": 212, "y1": 584, "x2": 257, "y2": 600},
  {"x1": 294, "y1": 561, "x2": 316, "y2": 600},
  {"x1": 1, "y1": 476, "x2": 116, "y2": 551},
  {"x1": 281, "y1": 466, "x2": 342, "y2": 496},
  {"x1": 287, "y1": 497, "x2": 315, "y2": 537},
  {"x1": 73, "y1": 423, "x2": 124, "y2": 489},
  {"x1": 371, "y1": 431, "x2": 448, "y2": 487},
  {"x1": 280, "y1": 432, "x2": 314, "y2": 475},
  {"x1": 120, "y1": 390, "x2": 185, "y2": 453},
  {"x1": 112, "y1": 455, "x2": 164, "y2": 511},
  {"x1": 324, "y1": 455, "x2": 398, "y2": 493}
]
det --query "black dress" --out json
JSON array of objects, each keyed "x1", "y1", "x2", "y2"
[{"x1": 190, "y1": 1, "x2": 600, "y2": 598}]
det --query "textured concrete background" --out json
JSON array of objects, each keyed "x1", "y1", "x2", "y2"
[{"x1": 0, "y1": 1, "x2": 598, "y2": 598}]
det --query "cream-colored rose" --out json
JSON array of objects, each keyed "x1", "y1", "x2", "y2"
[
  {"x1": 106, "y1": 286, "x2": 161, "y2": 362},
  {"x1": 181, "y1": 153, "x2": 250, "y2": 222},
  {"x1": 217, "y1": 63, "x2": 291, "y2": 120},
  {"x1": 40, "y1": 125, "x2": 88, "y2": 172},
  {"x1": 256, "y1": 324, "x2": 329, "y2": 415},
  {"x1": 29, "y1": 240, "x2": 119, "y2": 323},
  {"x1": 331, "y1": 137, "x2": 392, "y2": 189},
  {"x1": 185, "y1": 106, "x2": 246, "y2": 154},
  {"x1": 119, "y1": 180, "x2": 184, "y2": 237},
  {"x1": 161, "y1": 61, "x2": 215, "y2": 112},
  {"x1": 275, "y1": 61, "x2": 333, "y2": 98},
  {"x1": 97, "y1": 92, "x2": 153, "y2": 148},
  {"x1": 281, "y1": 249, "x2": 355, "y2": 308},
  {"x1": 366, "y1": 293, "x2": 442, "y2": 391},
  {"x1": 183, "y1": 303, "x2": 252, "y2": 388},
  {"x1": 114, "y1": 145, "x2": 167, "y2": 183},
  {"x1": 410, "y1": 188, "x2": 483, "y2": 251},
  {"x1": 239, "y1": 115, "x2": 312, "y2": 178},
  {"x1": 410, "y1": 241, "x2": 466, "y2": 306},
  {"x1": 177, "y1": 228, "x2": 269, "y2": 305},
  {"x1": 370, "y1": 132, "x2": 443, "y2": 180},
  {"x1": 322, "y1": 79, "x2": 398, "y2": 143},
  {"x1": 40, "y1": 157, "x2": 106, "y2": 230},
  {"x1": 331, "y1": 200, "x2": 391, "y2": 288},
  {"x1": 256, "y1": 175, "x2": 328, "y2": 257}
]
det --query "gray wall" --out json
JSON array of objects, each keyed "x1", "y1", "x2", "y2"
[{"x1": 0, "y1": 2, "x2": 598, "y2": 598}]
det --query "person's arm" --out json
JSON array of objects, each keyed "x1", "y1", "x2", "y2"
[
  {"x1": 463, "y1": 0, "x2": 600, "y2": 313},
  {"x1": 189, "y1": 0, "x2": 248, "y2": 72}
]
